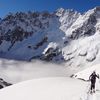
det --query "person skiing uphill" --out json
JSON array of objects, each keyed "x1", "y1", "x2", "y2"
[{"x1": 89, "y1": 71, "x2": 99, "y2": 93}]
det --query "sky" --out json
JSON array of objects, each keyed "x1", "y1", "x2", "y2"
[{"x1": 0, "y1": 0, "x2": 100, "y2": 18}]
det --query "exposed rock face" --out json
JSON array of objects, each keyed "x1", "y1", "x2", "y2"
[
  {"x1": 0, "y1": 78, "x2": 12, "y2": 89},
  {"x1": 0, "y1": 7, "x2": 100, "y2": 68}
]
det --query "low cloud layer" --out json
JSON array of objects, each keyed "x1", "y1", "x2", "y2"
[{"x1": 0, "y1": 59, "x2": 73, "y2": 84}]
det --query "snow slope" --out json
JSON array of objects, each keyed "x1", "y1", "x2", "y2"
[
  {"x1": 0, "y1": 62, "x2": 100, "y2": 100},
  {"x1": 0, "y1": 77, "x2": 88, "y2": 100},
  {"x1": 74, "y1": 64, "x2": 100, "y2": 81},
  {"x1": 74, "y1": 64, "x2": 100, "y2": 92}
]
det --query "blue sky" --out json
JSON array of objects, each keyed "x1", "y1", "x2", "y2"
[{"x1": 0, "y1": 0, "x2": 100, "y2": 17}]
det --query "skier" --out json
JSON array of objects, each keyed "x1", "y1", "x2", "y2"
[{"x1": 89, "y1": 71, "x2": 99, "y2": 93}]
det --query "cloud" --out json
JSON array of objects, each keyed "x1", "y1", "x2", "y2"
[{"x1": 0, "y1": 59, "x2": 70, "y2": 84}]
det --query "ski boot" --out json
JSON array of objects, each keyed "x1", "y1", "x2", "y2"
[{"x1": 93, "y1": 89, "x2": 95, "y2": 93}]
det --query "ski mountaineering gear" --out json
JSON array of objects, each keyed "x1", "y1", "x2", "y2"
[{"x1": 89, "y1": 71, "x2": 99, "y2": 94}]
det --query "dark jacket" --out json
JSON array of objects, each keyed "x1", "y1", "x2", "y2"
[{"x1": 89, "y1": 73, "x2": 99, "y2": 83}]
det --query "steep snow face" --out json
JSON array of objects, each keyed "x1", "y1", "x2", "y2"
[
  {"x1": 56, "y1": 8, "x2": 81, "y2": 33},
  {"x1": 0, "y1": 9, "x2": 80, "y2": 62},
  {"x1": 0, "y1": 11, "x2": 65, "y2": 60},
  {"x1": 61, "y1": 7, "x2": 100, "y2": 68},
  {"x1": 65, "y1": 7, "x2": 100, "y2": 38},
  {"x1": 0, "y1": 77, "x2": 87, "y2": 100},
  {"x1": 0, "y1": 7, "x2": 100, "y2": 68}
]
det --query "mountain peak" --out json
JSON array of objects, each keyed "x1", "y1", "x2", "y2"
[
  {"x1": 56, "y1": 8, "x2": 79, "y2": 17},
  {"x1": 94, "y1": 6, "x2": 100, "y2": 11},
  {"x1": 55, "y1": 8, "x2": 65, "y2": 16}
]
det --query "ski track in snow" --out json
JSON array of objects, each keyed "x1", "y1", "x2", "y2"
[
  {"x1": 82, "y1": 91, "x2": 99, "y2": 100},
  {"x1": 81, "y1": 81, "x2": 100, "y2": 100}
]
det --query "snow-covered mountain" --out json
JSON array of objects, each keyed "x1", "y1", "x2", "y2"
[{"x1": 0, "y1": 7, "x2": 100, "y2": 68}]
